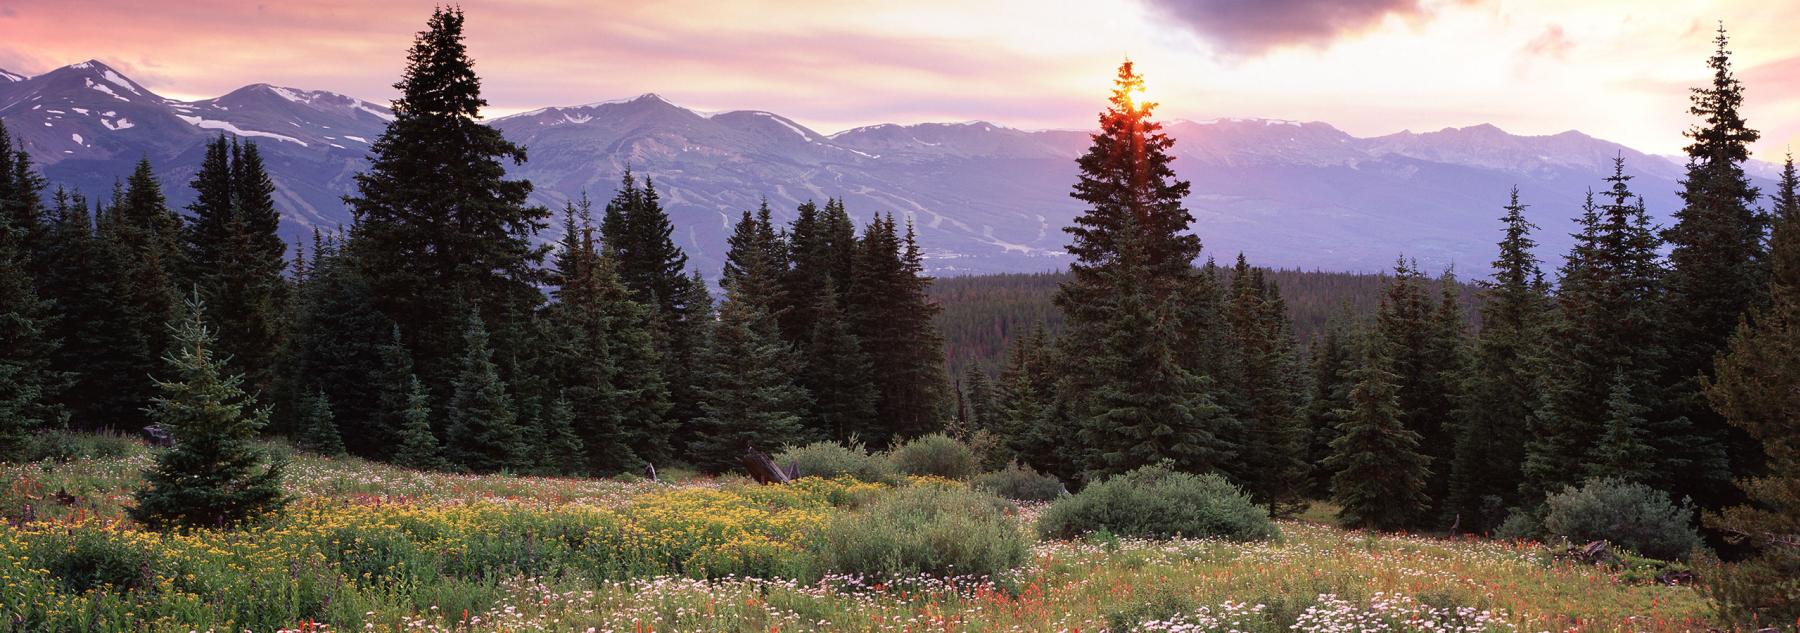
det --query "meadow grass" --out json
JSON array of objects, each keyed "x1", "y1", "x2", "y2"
[{"x1": 0, "y1": 444, "x2": 1714, "y2": 632}]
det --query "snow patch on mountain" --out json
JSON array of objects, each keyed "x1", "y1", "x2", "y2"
[
  {"x1": 101, "y1": 117, "x2": 134, "y2": 131},
  {"x1": 175, "y1": 114, "x2": 309, "y2": 146},
  {"x1": 85, "y1": 78, "x2": 129, "y2": 102}
]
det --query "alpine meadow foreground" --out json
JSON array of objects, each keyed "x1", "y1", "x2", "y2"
[{"x1": 0, "y1": 438, "x2": 1710, "y2": 633}]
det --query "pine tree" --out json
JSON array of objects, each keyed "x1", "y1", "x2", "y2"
[
  {"x1": 962, "y1": 364, "x2": 998, "y2": 433},
  {"x1": 40, "y1": 190, "x2": 105, "y2": 426},
  {"x1": 185, "y1": 139, "x2": 288, "y2": 394},
  {"x1": 1662, "y1": 26, "x2": 1769, "y2": 506},
  {"x1": 799, "y1": 282, "x2": 878, "y2": 443},
  {"x1": 1220, "y1": 255, "x2": 1309, "y2": 513},
  {"x1": 1703, "y1": 152, "x2": 1800, "y2": 626},
  {"x1": 722, "y1": 203, "x2": 789, "y2": 317},
  {"x1": 390, "y1": 376, "x2": 447, "y2": 471},
  {"x1": 845, "y1": 214, "x2": 950, "y2": 444},
  {"x1": 295, "y1": 390, "x2": 346, "y2": 457},
  {"x1": 1327, "y1": 349, "x2": 1431, "y2": 531},
  {"x1": 1448, "y1": 190, "x2": 1548, "y2": 531},
  {"x1": 538, "y1": 394, "x2": 586, "y2": 476},
  {"x1": 131, "y1": 293, "x2": 285, "y2": 529},
  {"x1": 86, "y1": 163, "x2": 182, "y2": 431},
  {"x1": 1419, "y1": 267, "x2": 1471, "y2": 518},
  {"x1": 995, "y1": 323, "x2": 1058, "y2": 473},
  {"x1": 1075, "y1": 218, "x2": 1231, "y2": 479},
  {"x1": 1526, "y1": 158, "x2": 1722, "y2": 505},
  {"x1": 690, "y1": 293, "x2": 813, "y2": 471},
  {"x1": 278, "y1": 233, "x2": 391, "y2": 448},
  {"x1": 443, "y1": 313, "x2": 530, "y2": 473},
  {"x1": 0, "y1": 208, "x2": 64, "y2": 459},
  {"x1": 346, "y1": 7, "x2": 550, "y2": 404},
  {"x1": 1302, "y1": 305, "x2": 1362, "y2": 498},
  {"x1": 1586, "y1": 372, "x2": 1656, "y2": 483}
]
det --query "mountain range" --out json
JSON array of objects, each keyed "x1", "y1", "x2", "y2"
[{"x1": 0, "y1": 59, "x2": 1780, "y2": 276}]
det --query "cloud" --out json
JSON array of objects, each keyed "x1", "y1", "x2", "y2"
[
  {"x1": 1523, "y1": 24, "x2": 1572, "y2": 59},
  {"x1": 1138, "y1": 0, "x2": 1442, "y2": 57}
]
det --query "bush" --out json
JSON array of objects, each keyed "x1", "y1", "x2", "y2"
[
  {"x1": 973, "y1": 462, "x2": 1065, "y2": 502},
  {"x1": 815, "y1": 485, "x2": 1028, "y2": 578},
  {"x1": 887, "y1": 433, "x2": 978, "y2": 480},
  {"x1": 25, "y1": 430, "x2": 141, "y2": 463},
  {"x1": 776, "y1": 441, "x2": 895, "y2": 483},
  {"x1": 1038, "y1": 464, "x2": 1277, "y2": 541},
  {"x1": 1539, "y1": 478, "x2": 1703, "y2": 561}
]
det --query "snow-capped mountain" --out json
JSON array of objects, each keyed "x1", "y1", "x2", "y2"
[
  {"x1": 0, "y1": 60, "x2": 1775, "y2": 276},
  {"x1": 0, "y1": 60, "x2": 390, "y2": 228}
]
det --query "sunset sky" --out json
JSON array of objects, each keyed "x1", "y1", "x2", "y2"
[{"x1": 2, "y1": 0, "x2": 1796, "y2": 159}]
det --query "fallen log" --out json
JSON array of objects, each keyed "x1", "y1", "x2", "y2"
[{"x1": 741, "y1": 446, "x2": 792, "y2": 484}]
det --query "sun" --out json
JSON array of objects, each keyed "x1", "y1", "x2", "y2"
[{"x1": 1125, "y1": 81, "x2": 1152, "y2": 110}]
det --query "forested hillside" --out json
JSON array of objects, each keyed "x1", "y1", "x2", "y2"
[{"x1": 933, "y1": 268, "x2": 1480, "y2": 377}]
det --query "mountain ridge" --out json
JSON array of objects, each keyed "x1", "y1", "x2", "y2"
[{"x1": 0, "y1": 59, "x2": 1777, "y2": 276}]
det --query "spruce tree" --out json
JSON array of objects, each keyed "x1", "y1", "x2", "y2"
[
  {"x1": 86, "y1": 164, "x2": 182, "y2": 431},
  {"x1": 846, "y1": 215, "x2": 950, "y2": 444},
  {"x1": 295, "y1": 390, "x2": 346, "y2": 457},
  {"x1": 600, "y1": 174, "x2": 691, "y2": 318},
  {"x1": 538, "y1": 394, "x2": 586, "y2": 476},
  {"x1": 184, "y1": 139, "x2": 288, "y2": 394},
  {"x1": 1703, "y1": 152, "x2": 1800, "y2": 625},
  {"x1": 1586, "y1": 372, "x2": 1656, "y2": 483},
  {"x1": 1327, "y1": 349, "x2": 1431, "y2": 531},
  {"x1": 962, "y1": 364, "x2": 998, "y2": 433},
  {"x1": 1075, "y1": 218, "x2": 1231, "y2": 479},
  {"x1": 1221, "y1": 255, "x2": 1309, "y2": 513},
  {"x1": 1053, "y1": 60, "x2": 1232, "y2": 479},
  {"x1": 1526, "y1": 158, "x2": 1723, "y2": 505},
  {"x1": 443, "y1": 313, "x2": 530, "y2": 473},
  {"x1": 690, "y1": 293, "x2": 812, "y2": 471},
  {"x1": 995, "y1": 323, "x2": 1059, "y2": 473},
  {"x1": 1419, "y1": 267, "x2": 1471, "y2": 518},
  {"x1": 1448, "y1": 190, "x2": 1548, "y2": 531},
  {"x1": 799, "y1": 282, "x2": 878, "y2": 443},
  {"x1": 0, "y1": 211, "x2": 63, "y2": 459},
  {"x1": 390, "y1": 376, "x2": 447, "y2": 471},
  {"x1": 1662, "y1": 26, "x2": 1768, "y2": 505},
  {"x1": 1301, "y1": 305, "x2": 1363, "y2": 497},
  {"x1": 665, "y1": 271, "x2": 715, "y2": 447},
  {"x1": 346, "y1": 7, "x2": 550, "y2": 403},
  {"x1": 279, "y1": 233, "x2": 391, "y2": 447},
  {"x1": 40, "y1": 190, "x2": 105, "y2": 427},
  {"x1": 131, "y1": 293, "x2": 285, "y2": 528},
  {"x1": 1, "y1": 122, "x2": 52, "y2": 283}
]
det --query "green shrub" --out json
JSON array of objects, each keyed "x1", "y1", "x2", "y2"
[
  {"x1": 1038, "y1": 463, "x2": 1277, "y2": 541},
  {"x1": 25, "y1": 429, "x2": 141, "y2": 462},
  {"x1": 815, "y1": 485, "x2": 1028, "y2": 578},
  {"x1": 776, "y1": 441, "x2": 896, "y2": 483},
  {"x1": 1539, "y1": 478, "x2": 1703, "y2": 561},
  {"x1": 887, "y1": 433, "x2": 978, "y2": 480},
  {"x1": 973, "y1": 462, "x2": 1065, "y2": 502},
  {"x1": 34, "y1": 529, "x2": 173, "y2": 593}
]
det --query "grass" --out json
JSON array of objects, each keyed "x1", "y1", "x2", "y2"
[{"x1": 0, "y1": 438, "x2": 1716, "y2": 632}]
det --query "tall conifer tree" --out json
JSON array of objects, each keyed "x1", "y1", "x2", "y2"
[
  {"x1": 346, "y1": 7, "x2": 549, "y2": 403},
  {"x1": 1703, "y1": 153, "x2": 1800, "y2": 625},
  {"x1": 1448, "y1": 190, "x2": 1548, "y2": 531},
  {"x1": 1662, "y1": 26, "x2": 1767, "y2": 501},
  {"x1": 1327, "y1": 348, "x2": 1431, "y2": 531}
]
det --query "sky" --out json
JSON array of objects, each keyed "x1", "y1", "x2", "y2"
[{"x1": 1, "y1": 0, "x2": 1796, "y2": 159}]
